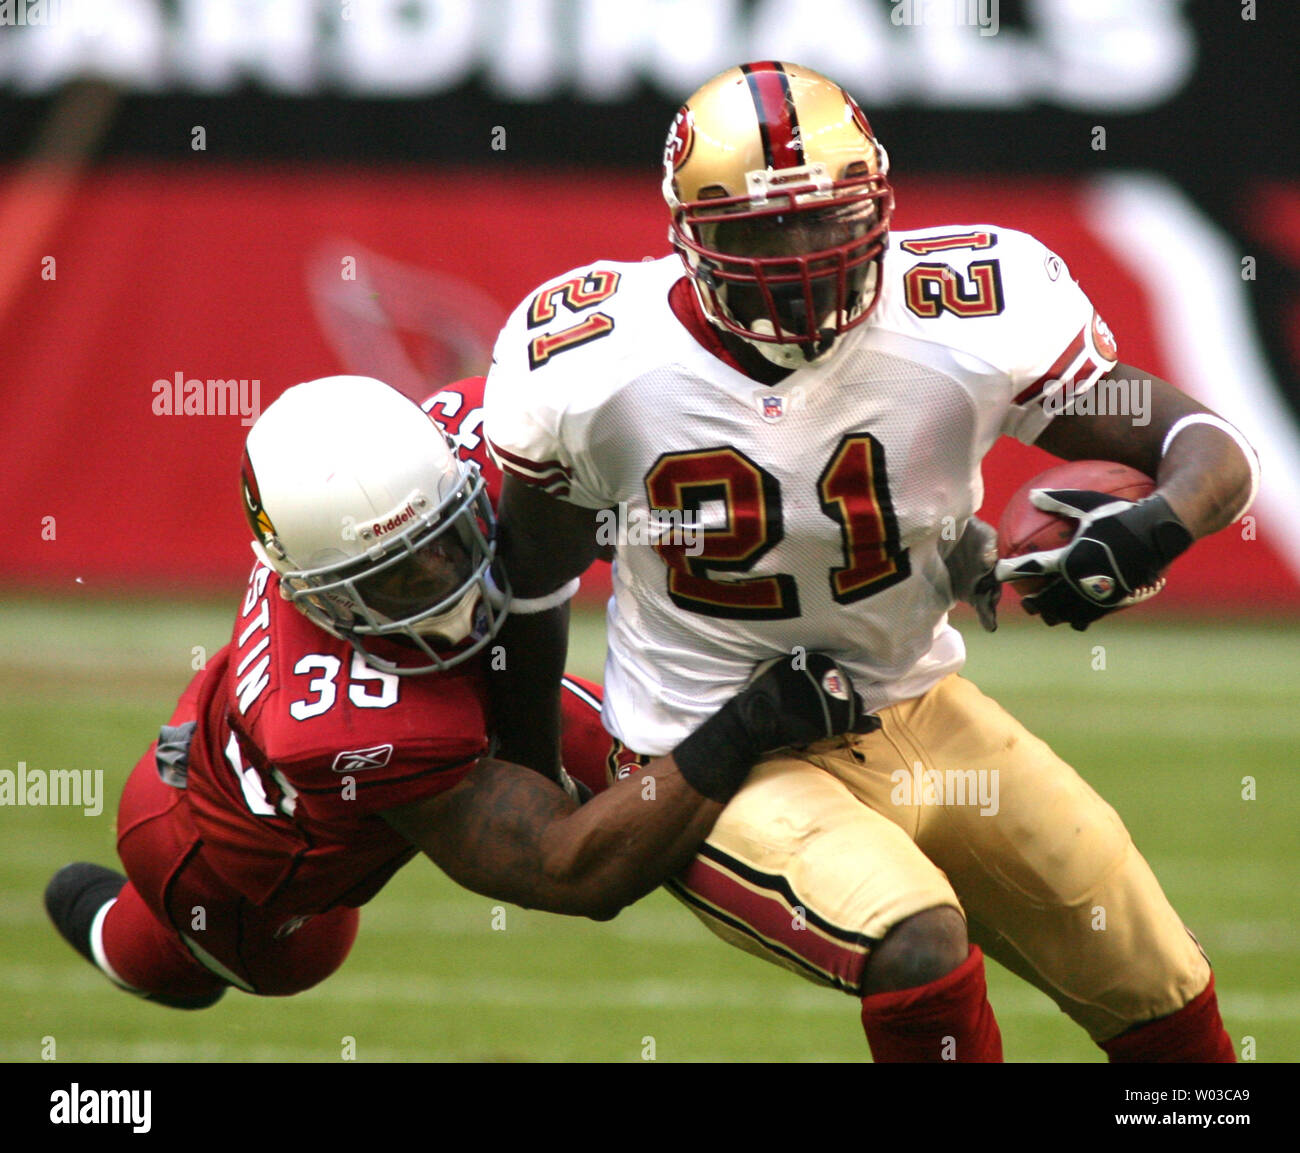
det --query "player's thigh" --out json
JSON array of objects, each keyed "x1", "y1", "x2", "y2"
[
  {"x1": 118, "y1": 709, "x2": 360, "y2": 996},
  {"x1": 903, "y1": 675, "x2": 1210, "y2": 1039},
  {"x1": 157, "y1": 843, "x2": 360, "y2": 996},
  {"x1": 558, "y1": 674, "x2": 612, "y2": 796},
  {"x1": 667, "y1": 752, "x2": 959, "y2": 995}
]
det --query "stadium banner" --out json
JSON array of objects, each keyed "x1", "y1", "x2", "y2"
[
  {"x1": 1, "y1": 3, "x2": 1295, "y2": 603},
  {"x1": 2, "y1": 165, "x2": 1294, "y2": 605}
]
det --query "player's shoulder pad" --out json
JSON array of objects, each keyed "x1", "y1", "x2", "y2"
[
  {"x1": 488, "y1": 256, "x2": 683, "y2": 410},
  {"x1": 879, "y1": 224, "x2": 1096, "y2": 377},
  {"x1": 887, "y1": 223, "x2": 1071, "y2": 289}
]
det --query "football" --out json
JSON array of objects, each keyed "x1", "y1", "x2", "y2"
[{"x1": 997, "y1": 460, "x2": 1156, "y2": 597}]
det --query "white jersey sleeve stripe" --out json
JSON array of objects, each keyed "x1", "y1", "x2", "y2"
[
  {"x1": 1013, "y1": 327, "x2": 1085, "y2": 405},
  {"x1": 486, "y1": 435, "x2": 574, "y2": 481}
]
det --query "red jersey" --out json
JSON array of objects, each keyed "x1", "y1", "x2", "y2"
[
  {"x1": 420, "y1": 375, "x2": 499, "y2": 506},
  {"x1": 175, "y1": 375, "x2": 609, "y2": 918},
  {"x1": 184, "y1": 562, "x2": 489, "y2": 915}
]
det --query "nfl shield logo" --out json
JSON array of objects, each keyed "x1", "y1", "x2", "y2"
[
  {"x1": 760, "y1": 395, "x2": 784, "y2": 422},
  {"x1": 821, "y1": 668, "x2": 849, "y2": 700}
]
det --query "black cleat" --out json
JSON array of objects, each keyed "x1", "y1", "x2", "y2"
[{"x1": 45, "y1": 863, "x2": 225, "y2": 1010}]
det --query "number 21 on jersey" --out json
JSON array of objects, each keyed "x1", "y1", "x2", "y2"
[
  {"x1": 527, "y1": 271, "x2": 621, "y2": 370},
  {"x1": 645, "y1": 434, "x2": 910, "y2": 620}
]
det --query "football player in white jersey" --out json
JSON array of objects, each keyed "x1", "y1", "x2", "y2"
[{"x1": 483, "y1": 62, "x2": 1259, "y2": 1062}]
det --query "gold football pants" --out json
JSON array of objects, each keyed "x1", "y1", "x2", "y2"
[{"x1": 663, "y1": 673, "x2": 1210, "y2": 1041}]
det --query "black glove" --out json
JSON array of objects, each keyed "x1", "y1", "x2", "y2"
[
  {"x1": 673, "y1": 652, "x2": 876, "y2": 802},
  {"x1": 942, "y1": 516, "x2": 1001, "y2": 632},
  {"x1": 994, "y1": 490, "x2": 1193, "y2": 631},
  {"x1": 738, "y1": 651, "x2": 876, "y2": 751}
]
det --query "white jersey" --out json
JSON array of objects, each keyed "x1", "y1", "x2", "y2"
[{"x1": 485, "y1": 226, "x2": 1118, "y2": 755}]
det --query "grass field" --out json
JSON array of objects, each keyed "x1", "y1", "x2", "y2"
[{"x1": 2, "y1": 596, "x2": 1297, "y2": 1063}]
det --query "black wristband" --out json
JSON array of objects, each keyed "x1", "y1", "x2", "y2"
[
  {"x1": 1119, "y1": 494, "x2": 1194, "y2": 568},
  {"x1": 672, "y1": 654, "x2": 872, "y2": 802},
  {"x1": 672, "y1": 698, "x2": 760, "y2": 804}
]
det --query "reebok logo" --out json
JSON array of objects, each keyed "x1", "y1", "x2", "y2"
[{"x1": 331, "y1": 744, "x2": 394, "y2": 773}]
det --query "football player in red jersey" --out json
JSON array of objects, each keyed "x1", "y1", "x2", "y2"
[
  {"x1": 483, "y1": 62, "x2": 1260, "y2": 1061},
  {"x1": 45, "y1": 373, "x2": 866, "y2": 1007}
]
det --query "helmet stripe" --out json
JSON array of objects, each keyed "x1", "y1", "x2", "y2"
[{"x1": 740, "y1": 61, "x2": 803, "y2": 171}]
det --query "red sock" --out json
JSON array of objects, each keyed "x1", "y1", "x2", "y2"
[
  {"x1": 100, "y1": 882, "x2": 226, "y2": 1001},
  {"x1": 860, "y1": 945, "x2": 1003, "y2": 1062},
  {"x1": 1100, "y1": 973, "x2": 1236, "y2": 1062}
]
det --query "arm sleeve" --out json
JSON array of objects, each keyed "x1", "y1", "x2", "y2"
[
  {"x1": 997, "y1": 238, "x2": 1120, "y2": 445},
  {"x1": 482, "y1": 285, "x2": 620, "y2": 510}
]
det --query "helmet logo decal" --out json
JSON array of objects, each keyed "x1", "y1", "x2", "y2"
[
  {"x1": 240, "y1": 448, "x2": 277, "y2": 544},
  {"x1": 845, "y1": 90, "x2": 874, "y2": 142},
  {"x1": 741, "y1": 61, "x2": 804, "y2": 171},
  {"x1": 664, "y1": 107, "x2": 694, "y2": 174},
  {"x1": 1091, "y1": 311, "x2": 1119, "y2": 362}
]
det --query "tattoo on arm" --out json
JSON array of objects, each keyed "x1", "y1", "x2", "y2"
[{"x1": 400, "y1": 759, "x2": 578, "y2": 908}]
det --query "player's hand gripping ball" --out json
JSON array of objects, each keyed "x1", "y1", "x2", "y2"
[{"x1": 994, "y1": 460, "x2": 1192, "y2": 630}]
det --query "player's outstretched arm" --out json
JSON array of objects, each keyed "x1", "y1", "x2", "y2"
[
  {"x1": 382, "y1": 653, "x2": 870, "y2": 921},
  {"x1": 488, "y1": 475, "x2": 607, "y2": 779}
]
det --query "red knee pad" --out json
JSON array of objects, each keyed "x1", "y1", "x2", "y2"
[
  {"x1": 1100, "y1": 973, "x2": 1236, "y2": 1063},
  {"x1": 860, "y1": 944, "x2": 1003, "y2": 1063}
]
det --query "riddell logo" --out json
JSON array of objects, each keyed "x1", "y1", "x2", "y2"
[{"x1": 370, "y1": 502, "x2": 417, "y2": 538}]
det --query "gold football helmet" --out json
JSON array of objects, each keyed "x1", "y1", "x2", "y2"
[{"x1": 663, "y1": 61, "x2": 893, "y2": 368}]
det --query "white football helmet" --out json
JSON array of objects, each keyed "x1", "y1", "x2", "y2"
[{"x1": 240, "y1": 375, "x2": 508, "y2": 674}]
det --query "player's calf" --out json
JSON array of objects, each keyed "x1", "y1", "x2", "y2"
[{"x1": 44, "y1": 863, "x2": 225, "y2": 1010}]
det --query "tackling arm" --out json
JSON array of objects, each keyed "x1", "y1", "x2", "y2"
[
  {"x1": 489, "y1": 475, "x2": 608, "y2": 777},
  {"x1": 382, "y1": 754, "x2": 721, "y2": 921},
  {"x1": 383, "y1": 653, "x2": 869, "y2": 920}
]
